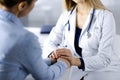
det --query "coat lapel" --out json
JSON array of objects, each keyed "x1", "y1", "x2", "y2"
[
  {"x1": 79, "y1": 8, "x2": 94, "y2": 40},
  {"x1": 67, "y1": 8, "x2": 94, "y2": 52},
  {"x1": 67, "y1": 7, "x2": 76, "y2": 52}
]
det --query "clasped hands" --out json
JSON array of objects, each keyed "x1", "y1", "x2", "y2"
[{"x1": 50, "y1": 48, "x2": 81, "y2": 68}]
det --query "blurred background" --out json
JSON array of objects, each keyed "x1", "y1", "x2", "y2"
[
  {"x1": 101, "y1": 0, "x2": 120, "y2": 34},
  {"x1": 21, "y1": 0, "x2": 62, "y2": 27}
]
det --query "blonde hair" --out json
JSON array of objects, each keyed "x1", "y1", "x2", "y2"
[{"x1": 64, "y1": 0, "x2": 107, "y2": 11}]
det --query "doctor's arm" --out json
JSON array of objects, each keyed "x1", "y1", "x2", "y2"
[{"x1": 42, "y1": 11, "x2": 68, "y2": 59}]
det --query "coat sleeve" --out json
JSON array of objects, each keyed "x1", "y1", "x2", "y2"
[
  {"x1": 42, "y1": 11, "x2": 68, "y2": 58},
  {"x1": 16, "y1": 32, "x2": 67, "y2": 80},
  {"x1": 83, "y1": 10, "x2": 116, "y2": 71}
]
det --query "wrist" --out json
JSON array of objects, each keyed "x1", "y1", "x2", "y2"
[
  {"x1": 74, "y1": 58, "x2": 81, "y2": 67},
  {"x1": 58, "y1": 58, "x2": 70, "y2": 68}
]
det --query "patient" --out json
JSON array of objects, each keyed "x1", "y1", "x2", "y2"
[{"x1": 0, "y1": 0, "x2": 70, "y2": 80}]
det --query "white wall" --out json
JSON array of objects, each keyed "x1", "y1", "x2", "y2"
[{"x1": 21, "y1": 0, "x2": 62, "y2": 27}]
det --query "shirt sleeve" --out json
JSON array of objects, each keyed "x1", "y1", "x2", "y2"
[
  {"x1": 16, "y1": 32, "x2": 67, "y2": 80},
  {"x1": 43, "y1": 58, "x2": 51, "y2": 66},
  {"x1": 42, "y1": 11, "x2": 69, "y2": 59}
]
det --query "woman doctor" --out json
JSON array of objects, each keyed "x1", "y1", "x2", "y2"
[{"x1": 43, "y1": 0, "x2": 120, "y2": 80}]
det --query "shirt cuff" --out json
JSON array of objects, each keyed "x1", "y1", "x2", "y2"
[
  {"x1": 44, "y1": 58, "x2": 51, "y2": 66},
  {"x1": 57, "y1": 61, "x2": 67, "y2": 69},
  {"x1": 78, "y1": 58, "x2": 85, "y2": 71}
]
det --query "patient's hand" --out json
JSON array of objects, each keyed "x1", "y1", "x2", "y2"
[{"x1": 49, "y1": 51, "x2": 57, "y2": 64}]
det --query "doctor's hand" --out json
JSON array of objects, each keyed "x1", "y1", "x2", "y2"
[
  {"x1": 57, "y1": 57, "x2": 71, "y2": 68},
  {"x1": 56, "y1": 48, "x2": 81, "y2": 67}
]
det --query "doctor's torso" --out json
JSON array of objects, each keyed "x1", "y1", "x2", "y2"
[
  {"x1": 57, "y1": 8, "x2": 107, "y2": 57},
  {"x1": 44, "y1": 7, "x2": 120, "y2": 71}
]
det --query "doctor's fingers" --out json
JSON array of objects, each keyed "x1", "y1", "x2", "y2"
[
  {"x1": 56, "y1": 48, "x2": 71, "y2": 54},
  {"x1": 56, "y1": 50, "x2": 72, "y2": 57},
  {"x1": 60, "y1": 56, "x2": 73, "y2": 65}
]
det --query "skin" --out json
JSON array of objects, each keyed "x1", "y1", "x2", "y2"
[{"x1": 55, "y1": 48, "x2": 81, "y2": 67}]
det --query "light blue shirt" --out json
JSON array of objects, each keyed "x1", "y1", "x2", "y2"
[{"x1": 0, "y1": 9, "x2": 67, "y2": 80}]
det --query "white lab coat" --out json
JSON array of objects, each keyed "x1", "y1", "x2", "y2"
[{"x1": 43, "y1": 8, "x2": 120, "y2": 80}]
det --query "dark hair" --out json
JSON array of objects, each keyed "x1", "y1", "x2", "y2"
[{"x1": 0, "y1": 0, "x2": 33, "y2": 8}]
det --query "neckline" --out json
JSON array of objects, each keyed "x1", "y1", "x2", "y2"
[{"x1": 76, "y1": 27, "x2": 82, "y2": 30}]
